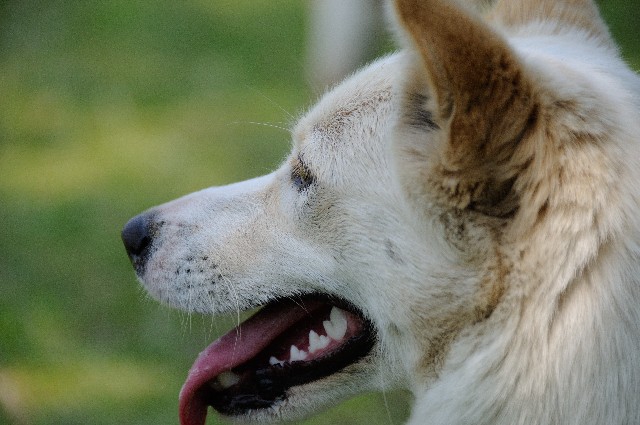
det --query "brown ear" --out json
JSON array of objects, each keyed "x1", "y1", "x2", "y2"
[{"x1": 394, "y1": 0, "x2": 539, "y2": 215}]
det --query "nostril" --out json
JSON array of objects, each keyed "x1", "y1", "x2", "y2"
[{"x1": 122, "y1": 214, "x2": 152, "y2": 258}]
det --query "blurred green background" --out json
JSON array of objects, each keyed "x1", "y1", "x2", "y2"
[{"x1": 0, "y1": 1, "x2": 637, "y2": 424}]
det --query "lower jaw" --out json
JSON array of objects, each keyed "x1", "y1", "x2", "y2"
[{"x1": 223, "y1": 367, "x2": 377, "y2": 423}]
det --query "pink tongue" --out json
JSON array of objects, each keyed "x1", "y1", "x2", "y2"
[{"x1": 179, "y1": 299, "x2": 325, "y2": 425}]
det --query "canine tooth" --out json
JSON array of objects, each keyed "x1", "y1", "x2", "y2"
[
  {"x1": 289, "y1": 344, "x2": 308, "y2": 361},
  {"x1": 323, "y1": 320, "x2": 335, "y2": 340},
  {"x1": 323, "y1": 307, "x2": 348, "y2": 340},
  {"x1": 217, "y1": 371, "x2": 240, "y2": 389}
]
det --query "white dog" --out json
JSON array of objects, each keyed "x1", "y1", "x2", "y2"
[{"x1": 122, "y1": 0, "x2": 640, "y2": 424}]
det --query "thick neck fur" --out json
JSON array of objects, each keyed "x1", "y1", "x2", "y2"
[{"x1": 409, "y1": 236, "x2": 640, "y2": 425}]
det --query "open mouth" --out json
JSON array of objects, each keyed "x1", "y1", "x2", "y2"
[{"x1": 179, "y1": 295, "x2": 375, "y2": 425}]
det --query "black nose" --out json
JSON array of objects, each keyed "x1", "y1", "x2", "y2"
[{"x1": 122, "y1": 214, "x2": 152, "y2": 265}]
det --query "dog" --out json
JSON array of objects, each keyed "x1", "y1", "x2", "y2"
[{"x1": 122, "y1": 0, "x2": 640, "y2": 423}]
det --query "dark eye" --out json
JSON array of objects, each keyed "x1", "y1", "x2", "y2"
[{"x1": 291, "y1": 157, "x2": 314, "y2": 191}]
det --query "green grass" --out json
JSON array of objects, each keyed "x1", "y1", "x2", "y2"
[{"x1": 0, "y1": 1, "x2": 637, "y2": 424}]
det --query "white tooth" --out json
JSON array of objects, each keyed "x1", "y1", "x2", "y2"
[
  {"x1": 209, "y1": 380, "x2": 223, "y2": 391},
  {"x1": 324, "y1": 307, "x2": 348, "y2": 340},
  {"x1": 330, "y1": 307, "x2": 348, "y2": 334},
  {"x1": 323, "y1": 320, "x2": 336, "y2": 340},
  {"x1": 308, "y1": 330, "x2": 331, "y2": 353},
  {"x1": 289, "y1": 344, "x2": 308, "y2": 361},
  {"x1": 217, "y1": 371, "x2": 240, "y2": 389},
  {"x1": 318, "y1": 334, "x2": 330, "y2": 349},
  {"x1": 308, "y1": 330, "x2": 321, "y2": 353},
  {"x1": 269, "y1": 356, "x2": 283, "y2": 366}
]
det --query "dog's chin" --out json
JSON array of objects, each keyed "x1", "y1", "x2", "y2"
[
  {"x1": 179, "y1": 295, "x2": 377, "y2": 425},
  {"x1": 217, "y1": 362, "x2": 378, "y2": 424}
]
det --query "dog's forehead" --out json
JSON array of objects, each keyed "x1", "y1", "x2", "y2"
[{"x1": 293, "y1": 54, "x2": 404, "y2": 151}]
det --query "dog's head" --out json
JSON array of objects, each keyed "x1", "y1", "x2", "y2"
[{"x1": 123, "y1": 0, "x2": 630, "y2": 424}]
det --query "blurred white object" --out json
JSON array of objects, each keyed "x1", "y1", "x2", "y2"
[{"x1": 306, "y1": 0, "x2": 383, "y2": 90}]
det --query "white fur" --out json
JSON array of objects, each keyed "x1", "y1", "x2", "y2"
[{"x1": 132, "y1": 1, "x2": 640, "y2": 423}]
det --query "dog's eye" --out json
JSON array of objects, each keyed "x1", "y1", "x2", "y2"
[{"x1": 291, "y1": 157, "x2": 314, "y2": 191}]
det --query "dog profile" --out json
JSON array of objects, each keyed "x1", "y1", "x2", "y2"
[{"x1": 122, "y1": 0, "x2": 640, "y2": 423}]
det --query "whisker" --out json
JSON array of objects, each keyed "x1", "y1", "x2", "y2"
[
  {"x1": 378, "y1": 368, "x2": 395, "y2": 425},
  {"x1": 220, "y1": 273, "x2": 243, "y2": 354},
  {"x1": 287, "y1": 294, "x2": 311, "y2": 315},
  {"x1": 186, "y1": 285, "x2": 194, "y2": 333},
  {"x1": 243, "y1": 85, "x2": 296, "y2": 121},
  {"x1": 205, "y1": 288, "x2": 219, "y2": 340},
  {"x1": 229, "y1": 121, "x2": 291, "y2": 133}
]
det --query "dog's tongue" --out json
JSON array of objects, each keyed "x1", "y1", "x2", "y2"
[{"x1": 179, "y1": 299, "x2": 324, "y2": 425}]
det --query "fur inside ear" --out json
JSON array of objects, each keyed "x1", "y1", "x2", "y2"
[{"x1": 393, "y1": 0, "x2": 540, "y2": 215}]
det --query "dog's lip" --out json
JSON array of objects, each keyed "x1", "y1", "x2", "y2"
[{"x1": 178, "y1": 296, "x2": 373, "y2": 425}]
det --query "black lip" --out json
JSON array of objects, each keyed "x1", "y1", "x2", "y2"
[{"x1": 198, "y1": 297, "x2": 376, "y2": 416}]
